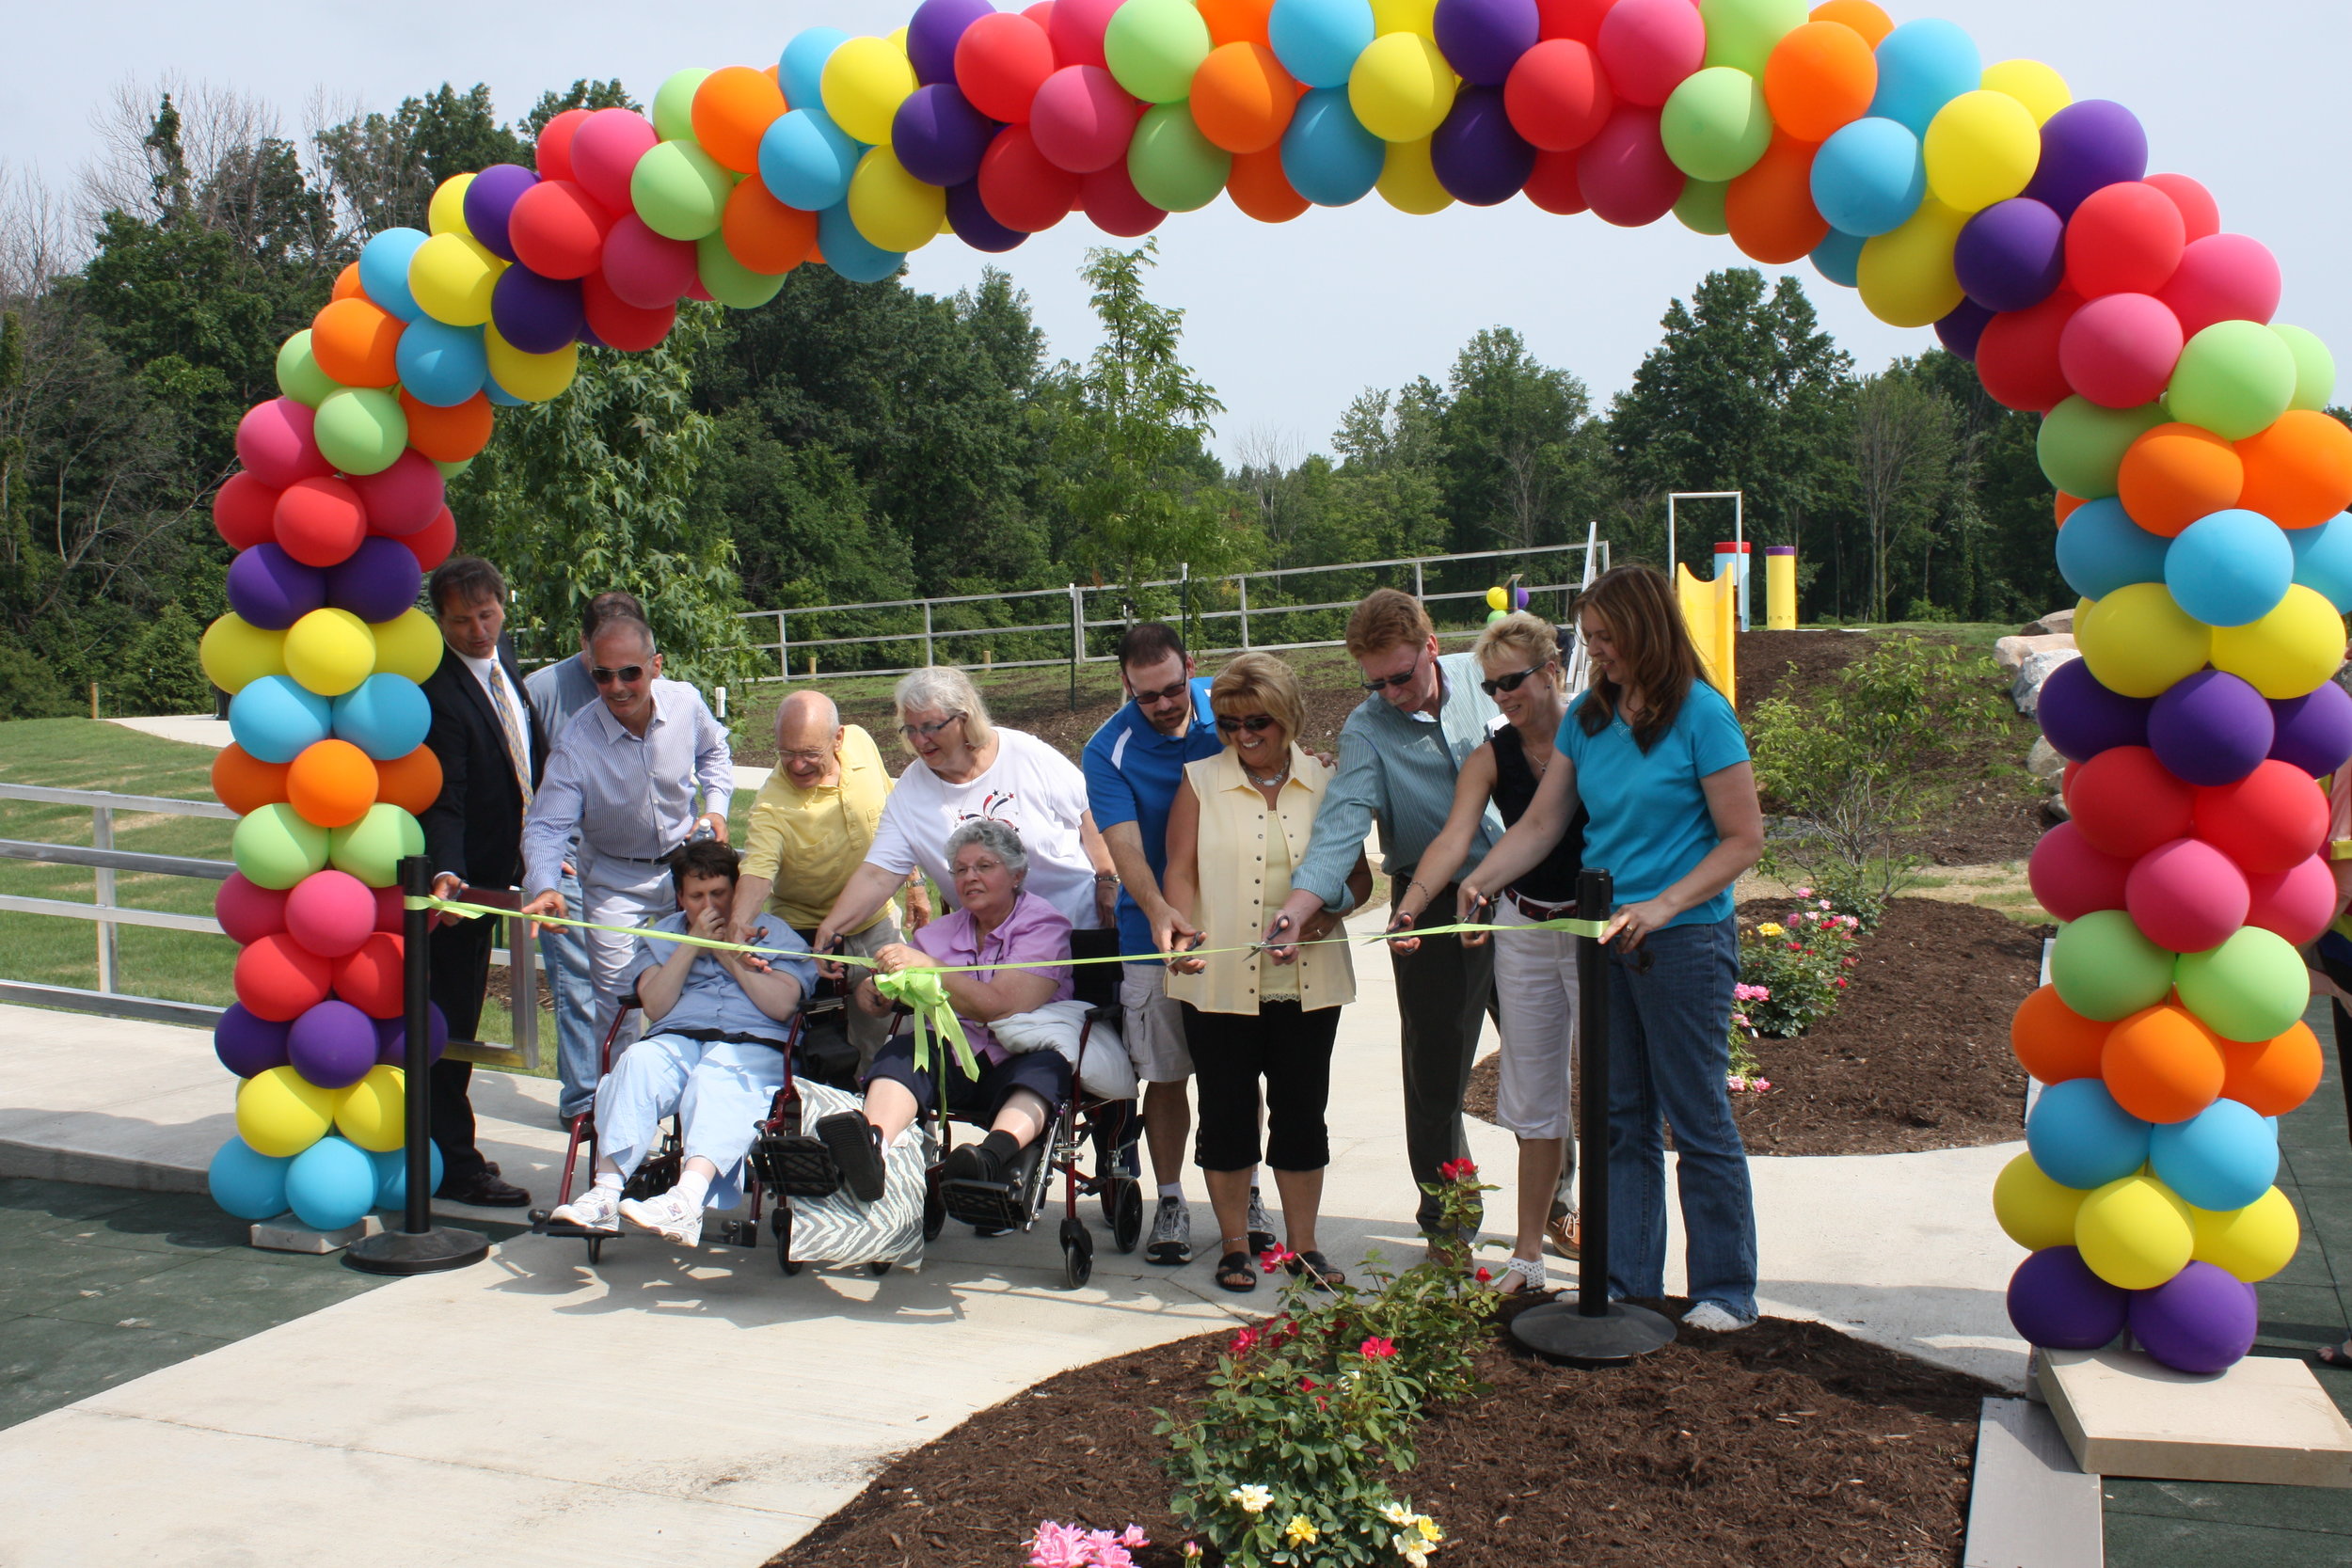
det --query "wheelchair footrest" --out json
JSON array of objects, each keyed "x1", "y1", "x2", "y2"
[
  {"x1": 753, "y1": 1133, "x2": 844, "y2": 1197},
  {"x1": 938, "y1": 1177, "x2": 1030, "y2": 1232}
]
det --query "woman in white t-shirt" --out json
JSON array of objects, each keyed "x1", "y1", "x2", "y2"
[{"x1": 815, "y1": 666, "x2": 1119, "y2": 952}]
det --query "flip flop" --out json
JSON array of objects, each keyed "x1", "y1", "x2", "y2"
[
  {"x1": 2313, "y1": 1340, "x2": 2352, "y2": 1368},
  {"x1": 1286, "y1": 1250, "x2": 1346, "y2": 1290},
  {"x1": 1215, "y1": 1251, "x2": 1257, "y2": 1293}
]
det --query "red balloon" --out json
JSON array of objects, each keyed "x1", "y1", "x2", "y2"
[
  {"x1": 2193, "y1": 760, "x2": 2330, "y2": 876},
  {"x1": 582, "y1": 273, "x2": 677, "y2": 353},
  {"x1": 508, "y1": 181, "x2": 616, "y2": 281},
  {"x1": 1047, "y1": 0, "x2": 1122, "y2": 69},
  {"x1": 2069, "y1": 745, "x2": 2196, "y2": 861},
  {"x1": 569, "y1": 109, "x2": 658, "y2": 214},
  {"x1": 1523, "y1": 148, "x2": 1589, "y2": 214},
  {"x1": 1595, "y1": 0, "x2": 1705, "y2": 108},
  {"x1": 373, "y1": 884, "x2": 406, "y2": 933},
  {"x1": 233, "y1": 933, "x2": 335, "y2": 1022},
  {"x1": 274, "y1": 477, "x2": 369, "y2": 569},
  {"x1": 535, "y1": 108, "x2": 594, "y2": 182},
  {"x1": 215, "y1": 873, "x2": 292, "y2": 946},
  {"x1": 2027, "y1": 820, "x2": 2134, "y2": 922},
  {"x1": 1030, "y1": 65, "x2": 1140, "y2": 173},
  {"x1": 1081, "y1": 163, "x2": 1167, "y2": 236},
  {"x1": 333, "y1": 933, "x2": 406, "y2": 1019},
  {"x1": 215, "y1": 472, "x2": 281, "y2": 551},
  {"x1": 2124, "y1": 837, "x2": 2250, "y2": 954},
  {"x1": 2064, "y1": 182, "x2": 2186, "y2": 298},
  {"x1": 601, "y1": 214, "x2": 701, "y2": 309},
  {"x1": 2144, "y1": 172, "x2": 2219, "y2": 243},
  {"x1": 346, "y1": 451, "x2": 446, "y2": 537},
  {"x1": 1975, "y1": 289, "x2": 2082, "y2": 414},
  {"x1": 1578, "y1": 104, "x2": 1681, "y2": 228},
  {"x1": 397, "y1": 506, "x2": 458, "y2": 573},
  {"x1": 2058, "y1": 293, "x2": 2184, "y2": 410},
  {"x1": 978, "y1": 124, "x2": 1085, "y2": 230},
  {"x1": 2159, "y1": 233, "x2": 2280, "y2": 338},
  {"x1": 2247, "y1": 855, "x2": 2338, "y2": 945},
  {"x1": 1536, "y1": 0, "x2": 1619, "y2": 45},
  {"x1": 958, "y1": 11, "x2": 1059, "y2": 122},
  {"x1": 1505, "y1": 39, "x2": 1613, "y2": 152}
]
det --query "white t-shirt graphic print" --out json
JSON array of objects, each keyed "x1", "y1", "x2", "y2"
[{"x1": 866, "y1": 728, "x2": 1099, "y2": 927}]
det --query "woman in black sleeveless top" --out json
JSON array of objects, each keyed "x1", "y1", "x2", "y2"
[{"x1": 1390, "y1": 612, "x2": 1587, "y2": 1293}]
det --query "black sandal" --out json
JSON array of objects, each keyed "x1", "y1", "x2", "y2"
[
  {"x1": 2314, "y1": 1340, "x2": 2352, "y2": 1368},
  {"x1": 1215, "y1": 1250, "x2": 1257, "y2": 1293},
  {"x1": 1286, "y1": 1250, "x2": 1345, "y2": 1290}
]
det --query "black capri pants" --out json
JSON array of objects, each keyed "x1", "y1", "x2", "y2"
[
  {"x1": 1180, "y1": 1000, "x2": 1343, "y2": 1172},
  {"x1": 866, "y1": 1034, "x2": 1071, "y2": 1125}
]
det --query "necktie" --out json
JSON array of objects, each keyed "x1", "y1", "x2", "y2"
[{"x1": 487, "y1": 661, "x2": 533, "y2": 808}]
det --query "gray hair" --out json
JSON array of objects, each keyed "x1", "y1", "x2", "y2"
[
  {"x1": 945, "y1": 817, "x2": 1027, "y2": 886},
  {"x1": 894, "y1": 665, "x2": 994, "y2": 749}
]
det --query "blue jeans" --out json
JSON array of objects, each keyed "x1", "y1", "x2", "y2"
[
  {"x1": 540, "y1": 866, "x2": 599, "y2": 1117},
  {"x1": 1604, "y1": 915, "x2": 1757, "y2": 1321}
]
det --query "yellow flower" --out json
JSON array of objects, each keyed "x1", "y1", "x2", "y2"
[
  {"x1": 1416, "y1": 1515, "x2": 1443, "y2": 1544},
  {"x1": 1757, "y1": 923, "x2": 1784, "y2": 938},
  {"x1": 1230, "y1": 1483, "x2": 1273, "y2": 1515},
  {"x1": 1283, "y1": 1516, "x2": 1318, "y2": 1545}
]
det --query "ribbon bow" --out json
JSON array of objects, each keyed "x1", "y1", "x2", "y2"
[{"x1": 872, "y1": 967, "x2": 979, "y2": 1081}]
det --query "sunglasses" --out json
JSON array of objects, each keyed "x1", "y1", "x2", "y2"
[
  {"x1": 1480, "y1": 663, "x2": 1550, "y2": 697},
  {"x1": 591, "y1": 664, "x2": 646, "y2": 686},
  {"x1": 898, "y1": 712, "x2": 965, "y2": 741},
  {"x1": 1360, "y1": 648, "x2": 1425, "y2": 692},
  {"x1": 1215, "y1": 713, "x2": 1279, "y2": 734},
  {"x1": 1131, "y1": 678, "x2": 1189, "y2": 708}
]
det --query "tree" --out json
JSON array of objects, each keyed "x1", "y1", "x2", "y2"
[
  {"x1": 1435, "y1": 327, "x2": 1593, "y2": 554},
  {"x1": 1851, "y1": 365, "x2": 1958, "y2": 621},
  {"x1": 315, "y1": 84, "x2": 532, "y2": 236}
]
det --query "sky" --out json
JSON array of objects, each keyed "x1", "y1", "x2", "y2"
[{"x1": 8, "y1": 1, "x2": 2349, "y2": 467}]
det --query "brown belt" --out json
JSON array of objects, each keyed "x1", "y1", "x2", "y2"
[{"x1": 1506, "y1": 889, "x2": 1577, "y2": 920}]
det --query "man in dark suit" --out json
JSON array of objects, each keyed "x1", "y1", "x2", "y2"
[{"x1": 419, "y1": 556, "x2": 543, "y2": 1208}]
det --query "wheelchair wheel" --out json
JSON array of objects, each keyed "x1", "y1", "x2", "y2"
[
  {"x1": 773, "y1": 1208, "x2": 801, "y2": 1276},
  {"x1": 922, "y1": 1179, "x2": 945, "y2": 1243},
  {"x1": 585, "y1": 1235, "x2": 604, "y2": 1265},
  {"x1": 1059, "y1": 1217, "x2": 1093, "y2": 1291},
  {"x1": 869, "y1": 1260, "x2": 892, "y2": 1276},
  {"x1": 1110, "y1": 1177, "x2": 1144, "y2": 1254}
]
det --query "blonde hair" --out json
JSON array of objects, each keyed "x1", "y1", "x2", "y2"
[
  {"x1": 1209, "y1": 652, "x2": 1307, "y2": 744},
  {"x1": 1474, "y1": 611, "x2": 1565, "y2": 691},
  {"x1": 1344, "y1": 588, "x2": 1434, "y2": 657},
  {"x1": 893, "y1": 665, "x2": 995, "y2": 750}
]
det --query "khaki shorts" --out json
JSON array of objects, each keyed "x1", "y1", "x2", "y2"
[{"x1": 1119, "y1": 963, "x2": 1193, "y2": 1084}]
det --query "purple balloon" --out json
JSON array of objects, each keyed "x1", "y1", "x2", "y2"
[
  {"x1": 2129, "y1": 1260, "x2": 2259, "y2": 1375},
  {"x1": 289, "y1": 999, "x2": 381, "y2": 1091},
  {"x1": 1430, "y1": 86, "x2": 1534, "y2": 207},
  {"x1": 2022, "y1": 101, "x2": 2147, "y2": 219},
  {"x1": 946, "y1": 180, "x2": 1027, "y2": 253},
  {"x1": 373, "y1": 1004, "x2": 449, "y2": 1069},
  {"x1": 2148, "y1": 670, "x2": 2275, "y2": 786},
  {"x1": 1934, "y1": 298, "x2": 1992, "y2": 362},
  {"x1": 2008, "y1": 1245, "x2": 2129, "y2": 1351},
  {"x1": 2038, "y1": 657, "x2": 2153, "y2": 762},
  {"x1": 1434, "y1": 0, "x2": 1539, "y2": 87},
  {"x1": 490, "y1": 264, "x2": 584, "y2": 355},
  {"x1": 326, "y1": 537, "x2": 425, "y2": 625},
  {"x1": 894, "y1": 85, "x2": 999, "y2": 188},
  {"x1": 2270, "y1": 682, "x2": 2352, "y2": 778},
  {"x1": 1954, "y1": 198, "x2": 2065, "y2": 312},
  {"x1": 907, "y1": 0, "x2": 996, "y2": 86},
  {"x1": 215, "y1": 1003, "x2": 292, "y2": 1079},
  {"x1": 464, "y1": 164, "x2": 540, "y2": 263},
  {"x1": 226, "y1": 543, "x2": 327, "y2": 631}
]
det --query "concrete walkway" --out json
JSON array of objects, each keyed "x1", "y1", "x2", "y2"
[{"x1": 0, "y1": 911, "x2": 2030, "y2": 1567}]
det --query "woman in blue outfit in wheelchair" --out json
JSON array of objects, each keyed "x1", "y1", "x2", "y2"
[{"x1": 819, "y1": 818, "x2": 1074, "y2": 1210}]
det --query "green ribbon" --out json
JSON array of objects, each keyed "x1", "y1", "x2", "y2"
[{"x1": 871, "y1": 968, "x2": 979, "y2": 1082}]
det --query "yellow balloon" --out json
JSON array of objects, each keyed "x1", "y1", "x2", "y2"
[
  {"x1": 2074, "y1": 1171, "x2": 2195, "y2": 1291},
  {"x1": 823, "y1": 36, "x2": 919, "y2": 146},
  {"x1": 237, "y1": 1066, "x2": 337, "y2": 1159},
  {"x1": 1349, "y1": 33, "x2": 1458, "y2": 144},
  {"x1": 485, "y1": 326, "x2": 580, "y2": 404},
  {"x1": 408, "y1": 232, "x2": 503, "y2": 327},
  {"x1": 2209, "y1": 584, "x2": 2348, "y2": 699},
  {"x1": 1377, "y1": 137, "x2": 1454, "y2": 214},
  {"x1": 1993, "y1": 1150, "x2": 2087, "y2": 1252},
  {"x1": 889, "y1": 24, "x2": 909, "y2": 50},
  {"x1": 333, "y1": 1065, "x2": 407, "y2": 1153},
  {"x1": 847, "y1": 147, "x2": 946, "y2": 253},
  {"x1": 200, "y1": 612, "x2": 289, "y2": 694},
  {"x1": 1981, "y1": 58, "x2": 2072, "y2": 127},
  {"x1": 1856, "y1": 198, "x2": 1966, "y2": 328},
  {"x1": 2075, "y1": 581, "x2": 2214, "y2": 698},
  {"x1": 427, "y1": 173, "x2": 476, "y2": 239},
  {"x1": 2190, "y1": 1187, "x2": 2300, "y2": 1283},
  {"x1": 281, "y1": 609, "x2": 376, "y2": 698},
  {"x1": 370, "y1": 609, "x2": 444, "y2": 684},
  {"x1": 1921, "y1": 89, "x2": 2041, "y2": 214},
  {"x1": 1372, "y1": 0, "x2": 1439, "y2": 34}
]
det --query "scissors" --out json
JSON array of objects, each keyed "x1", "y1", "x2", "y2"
[{"x1": 1250, "y1": 911, "x2": 1297, "y2": 957}]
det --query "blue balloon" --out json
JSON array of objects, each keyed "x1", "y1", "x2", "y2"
[
  {"x1": 2058, "y1": 497, "x2": 2171, "y2": 601},
  {"x1": 332, "y1": 673, "x2": 432, "y2": 761},
  {"x1": 285, "y1": 1134, "x2": 377, "y2": 1232},
  {"x1": 2289, "y1": 515, "x2": 2352, "y2": 612},
  {"x1": 358, "y1": 228, "x2": 429, "y2": 322},
  {"x1": 2026, "y1": 1078, "x2": 2152, "y2": 1191},
  {"x1": 393, "y1": 318, "x2": 488, "y2": 408},
  {"x1": 1867, "y1": 18, "x2": 1981, "y2": 135},
  {"x1": 816, "y1": 204, "x2": 905, "y2": 284},
  {"x1": 1268, "y1": 0, "x2": 1376, "y2": 89},
  {"x1": 1811, "y1": 229, "x2": 1865, "y2": 288},
  {"x1": 2150, "y1": 1100, "x2": 2279, "y2": 1212},
  {"x1": 2165, "y1": 508, "x2": 2294, "y2": 628},
  {"x1": 483, "y1": 372, "x2": 527, "y2": 407},
  {"x1": 1810, "y1": 117, "x2": 1925, "y2": 237},
  {"x1": 782, "y1": 25, "x2": 851, "y2": 112},
  {"x1": 1280, "y1": 87, "x2": 1384, "y2": 208},
  {"x1": 372, "y1": 1141, "x2": 448, "y2": 1210},
  {"x1": 759, "y1": 108, "x2": 864, "y2": 213},
  {"x1": 230, "y1": 675, "x2": 333, "y2": 764},
  {"x1": 208, "y1": 1136, "x2": 292, "y2": 1221}
]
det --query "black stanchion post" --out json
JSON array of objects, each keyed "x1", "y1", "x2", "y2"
[
  {"x1": 345, "y1": 855, "x2": 489, "y2": 1275},
  {"x1": 1509, "y1": 866, "x2": 1677, "y2": 1367}
]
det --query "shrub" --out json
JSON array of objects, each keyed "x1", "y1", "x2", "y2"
[{"x1": 1736, "y1": 898, "x2": 1861, "y2": 1038}]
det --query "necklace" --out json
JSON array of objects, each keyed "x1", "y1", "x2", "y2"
[{"x1": 1245, "y1": 761, "x2": 1291, "y2": 788}]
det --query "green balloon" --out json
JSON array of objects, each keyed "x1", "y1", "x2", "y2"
[
  {"x1": 433, "y1": 455, "x2": 473, "y2": 481},
  {"x1": 329, "y1": 803, "x2": 424, "y2": 889},
  {"x1": 276, "y1": 330, "x2": 340, "y2": 408},
  {"x1": 313, "y1": 388, "x2": 408, "y2": 477},
  {"x1": 1128, "y1": 104, "x2": 1232, "y2": 214},
  {"x1": 2050, "y1": 910, "x2": 2175, "y2": 1022},
  {"x1": 1674, "y1": 178, "x2": 1730, "y2": 236},
  {"x1": 632, "y1": 140, "x2": 734, "y2": 241},
  {"x1": 1104, "y1": 0, "x2": 1213, "y2": 104},
  {"x1": 1701, "y1": 0, "x2": 1809, "y2": 75},
  {"x1": 1660, "y1": 67, "x2": 1772, "y2": 184},
  {"x1": 696, "y1": 235, "x2": 787, "y2": 309},
  {"x1": 2175, "y1": 927, "x2": 2310, "y2": 1042},
  {"x1": 233, "y1": 805, "x2": 331, "y2": 891},
  {"x1": 653, "y1": 69, "x2": 713, "y2": 143},
  {"x1": 2036, "y1": 396, "x2": 2166, "y2": 499},
  {"x1": 2272, "y1": 324, "x2": 2337, "y2": 413},
  {"x1": 2168, "y1": 320, "x2": 2297, "y2": 441}
]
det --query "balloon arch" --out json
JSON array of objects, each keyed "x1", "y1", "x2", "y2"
[{"x1": 196, "y1": 0, "x2": 2349, "y2": 1373}]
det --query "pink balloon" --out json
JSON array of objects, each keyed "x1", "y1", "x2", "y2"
[
  {"x1": 2028, "y1": 820, "x2": 2134, "y2": 922},
  {"x1": 344, "y1": 450, "x2": 447, "y2": 538},
  {"x1": 215, "y1": 873, "x2": 291, "y2": 945},
  {"x1": 2144, "y1": 173, "x2": 2219, "y2": 243},
  {"x1": 235, "y1": 399, "x2": 332, "y2": 490},
  {"x1": 1595, "y1": 0, "x2": 1706, "y2": 108},
  {"x1": 2124, "y1": 836, "x2": 2251, "y2": 954},
  {"x1": 570, "y1": 109, "x2": 659, "y2": 214},
  {"x1": 2158, "y1": 233, "x2": 2281, "y2": 338},
  {"x1": 2058, "y1": 293, "x2": 2185, "y2": 410},
  {"x1": 286, "y1": 869, "x2": 381, "y2": 960},
  {"x1": 2247, "y1": 855, "x2": 2338, "y2": 945},
  {"x1": 1046, "y1": 0, "x2": 1121, "y2": 70},
  {"x1": 1029, "y1": 65, "x2": 1140, "y2": 174},
  {"x1": 1578, "y1": 104, "x2": 1681, "y2": 227},
  {"x1": 601, "y1": 214, "x2": 701, "y2": 309}
]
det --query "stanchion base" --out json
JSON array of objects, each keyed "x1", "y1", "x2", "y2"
[
  {"x1": 1511, "y1": 1299, "x2": 1677, "y2": 1367},
  {"x1": 342, "y1": 1226, "x2": 490, "y2": 1275}
]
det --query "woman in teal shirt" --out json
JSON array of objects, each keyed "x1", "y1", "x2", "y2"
[{"x1": 1459, "y1": 564, "x2": 1765, "y2": 1331}]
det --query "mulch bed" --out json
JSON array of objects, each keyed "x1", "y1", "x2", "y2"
[
  {"x1": 1466, "y1": 898, "x2": 2044, "y2": 1157},
  {"x1": 773, "y1": 1302, "x2": 1994, "y2": 1568}
]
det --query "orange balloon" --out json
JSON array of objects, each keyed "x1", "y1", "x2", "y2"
[
  {"x1": 310, "y1": 297, "x2": 404, "y2": 389},
  {"x1": 373, "y1": 745, "x2": 446, "y2": 816},
  {"x1": 2218, "y1": 1021, "x2": 2324, "y2": 1117},
  {"x1": 2235, "y1": 410, "x2": 2352, "y2": 531},
  {"x1": 2055, "y1": 492, "x2": 2085, "y2": 526},
  {"x1": 2010, "y1": 985, "x2": 2110, "y2": 1085},
  {"x1": 332, "y1": 262, "x2": 366, "y2": 302},
  {"x1": 1226, "y1": 147, "x2": 1310, "y2": 223},
  {"x1": 2102, "y1": 1004, "x2": 2227, "y2": 1124},
  {"x1": 1198, "y1": 0, "x2": 1273, "y2": 49},
  {"x1": 213, "y1": 744, "x2": 293, "y2": 816},
  {"x1": 2116, "y1": 422, "x2": 2245, "y2": 537},
  {"x1": 723, "y1": 179, "x2": 818, "y2": 275},
  {"x1": 1191, "y1": 42, "x2": 1298, "y2": 154},
  {"x1": 398, "y1": 391, "x2": 495, "y2": 465},
  {"x1": 693, "y1": 65, "x2": 788, "y2": 175},
  {"x1": 1808, "y1": 0, "x2": 1892, "y2": 48},
  {"x1": 1764, "y1": 22, "x2": 1877, "y2": 143},
  {"x1": 1725, "y1": 132, "x2": 1828, "y2": 264},
  {"x1": 286, "y1": 738, "x2": 380, "y2": 829}
]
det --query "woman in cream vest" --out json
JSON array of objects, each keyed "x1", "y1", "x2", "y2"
[{"x1": 1159, "y1": 653, "x2": 1371, "y2": 1293}]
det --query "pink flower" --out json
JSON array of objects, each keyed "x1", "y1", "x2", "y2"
[
  {"x1": 1360, "y1": 1336, "x2": 1397, "y2": 1359},
  {"x1": 1835, "y1": 977, "x2": 1848, "y2": 989},
  {"x1": 1793, "y1": 886, "x2": 1814, "y2": 898},
  {"x1": 1475, "y1": 1266, "x2": 1492, "y2": 1283},
  {"x1": 1819, "y1": 899, "x2": 1832, "y2": 910},
  {"x1": 1230, "y1": 1326, "x2": 1260, "y2": 1356},
  {"x1": 1439, "y1": 1157, "x2": 1479, "y2": 1182},
  {"x1": 1260, "y1": 1243, "x2": 1297, "y2": 1273},
  {"x1": 1299, "y1": 1375, "x2": 1319, "y2": 1392},
  {"x1": 1119, "y1": 1527, "x2": 1150, "y2": 1550},
  {"x1": 1028, "y1": 1521, "x2": 1087, "y2": 1568}
]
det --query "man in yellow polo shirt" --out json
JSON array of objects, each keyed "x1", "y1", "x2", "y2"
[{"x1": 731, "y1": 689, "x2": 930, "y2": 1069}]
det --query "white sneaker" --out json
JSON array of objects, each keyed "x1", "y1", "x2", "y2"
[
  {"x1": 1681, "y1": 1301, "x2": 1756, "y2": 1334},
  {"x1": 549, "y1": 1185, "x2": 622, "y2": 1230},
  {"x1": 619, "y1": 1189, "x2": 705, "y2": 1246}
]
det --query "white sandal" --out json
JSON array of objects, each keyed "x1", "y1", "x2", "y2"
[{"x1": 1495, "y1": 1255, "x2": 1547, "y2": 1294}]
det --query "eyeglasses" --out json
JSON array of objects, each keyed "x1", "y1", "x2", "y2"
[
  {"x1": 591, "y1": 664, "x2": 646, "y2": 686},
  {"x1": 1480, "y1": 663, "x2": 1551, "y2": 697},
  {"x1": 950, "y1": 857, "x2": 1005, "y2": 879},
  {"x1": 777, "y1": 747, "x2": 832, "y2": 766},
  {"x1": 1214, "y1": 713, "x2": 1279, "y2": 734},
  {"x1": 1360, "y1": 648, "x2": 1425, "y2": 692},
  {"x1": 1131, "y1": 678, "x2": 1189, "y2": 708},
  {"x1": 898, "y1": 712, "x2": 965, "y2": 741}
]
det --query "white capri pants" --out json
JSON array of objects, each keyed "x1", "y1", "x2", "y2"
[
  {"x1": 1492, "y1": 897, "x2": 1578, "y2": 1141},
  {"x1": 580, "y1": 852, "x2": 674, "y2": 1054},
  {"x1": 595, "y1": 1033, "x2": 785, "y2": 1210}
]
